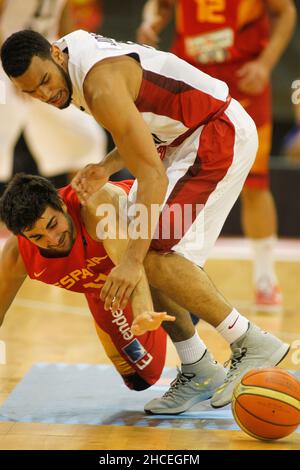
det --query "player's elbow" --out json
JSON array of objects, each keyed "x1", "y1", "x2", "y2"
[{"x1": 158, "y1": 170, "x2": 169, "y2": 189}]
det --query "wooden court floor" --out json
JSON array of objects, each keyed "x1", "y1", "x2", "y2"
[{"x1": 0, "y1": 254, "x2": 299, "y2": 450}]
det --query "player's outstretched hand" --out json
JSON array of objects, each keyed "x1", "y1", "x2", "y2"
[
  {"x1": 71, "y1": 163, "x2": 108, "y2": 204},
  {"x1": 131, "y1": 311, "x2": 176, "y2": 336}
]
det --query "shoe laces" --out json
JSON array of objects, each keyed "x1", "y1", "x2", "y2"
[
  {"x1": 163, "y1": 367, "x2": 195, "y2": 398},
  {"x1": 223, "y1": 347, "x2": 247, "y2": 382}
]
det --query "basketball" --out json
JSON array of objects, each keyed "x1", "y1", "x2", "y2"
[{"x1": 232, "y1": 368, "x2": 300, "y2": 441}]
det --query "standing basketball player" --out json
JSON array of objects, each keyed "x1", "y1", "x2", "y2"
[{"x1": 1, "y1": 30, "x2": 290, "y2": 410}]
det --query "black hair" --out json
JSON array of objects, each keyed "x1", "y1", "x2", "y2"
[
  {"x1": 1, "y1": 29, "x2": 51, "y2": 77},
  {"x1": 0, "y1": 174, "x2": 63, "y2": 235}
]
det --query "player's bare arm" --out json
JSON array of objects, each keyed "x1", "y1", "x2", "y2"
[
  {"x1": 0, "y1": 236, "x2": 27, "y2": 327},
  {"x1": 262, "y1": 0, "x2": 297, "y2": 70},
  {"x1": 83, "y1": 183, "x2": 175, "y2": 334},
  {"x1": 82, "y1": 55, "x2": 168, "y2": 308},
  {"x1": 237, "y1": 0, "x2": 296, "y2": 94}
]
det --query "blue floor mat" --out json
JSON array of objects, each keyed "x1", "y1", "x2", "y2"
[{"x1": 0, "y1": 363, "x2": 299, "y2": 431}]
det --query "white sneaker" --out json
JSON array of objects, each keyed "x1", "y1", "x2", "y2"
[
  {"x1": 210, "y1": 323, "x2": 290, "y2": 408},
  {"x1": 144, "y1": 350, "x2": 227, "y2": 415}
]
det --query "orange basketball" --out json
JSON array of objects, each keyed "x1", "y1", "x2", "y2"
[{"x1": 232, "y1": 368, "x2": 300, "y2": 441}]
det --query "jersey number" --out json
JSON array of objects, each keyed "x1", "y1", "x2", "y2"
[{"x1": 194, "y1": 0, "x2": 226, "y2": 24}]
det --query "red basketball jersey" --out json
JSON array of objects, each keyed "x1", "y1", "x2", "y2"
[
  {"x1": 173, "y1": 0, "x2": 270, "y2": 66},
  {"x1": 17, "y1": 181, "x2": 167, "y2": 388}
]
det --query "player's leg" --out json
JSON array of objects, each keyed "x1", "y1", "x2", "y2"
[
  {"x1": 241, "y1": 85, "x2": 281, "y2": 311},
  {"x1": 88, "y1": 180, "x2": 225, "y2": 412},
  {"x1": 144, "y1": 100, "x2": 289, "y2": 407},
  {"x1": 145, "y1": 250, "x2": 289, "y2": 406},
  {"x1": 86, "y1": 293, "x2": 166, "y2": 390},
  {"x1": 143, "y1": 288, "x2": 226, "y2": 414},
  {"x1": 94, "y1": 322, "x2": 152, "y2": 390}
]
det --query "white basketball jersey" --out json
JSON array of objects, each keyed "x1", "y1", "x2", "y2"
[
  {"x1": 56, "y1": 30, "x2": 230, "y2": 147},
  {"x1": 0, "y1": 0, "x2": 66, "y2": 41}
]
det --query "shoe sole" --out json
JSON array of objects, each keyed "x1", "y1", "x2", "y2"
[
  {"x1": 144, "y1": 391, "x2": 215, "y2": 415},
  {"x1": 210, "y1": 342, "x2": 291, "y2": 409}
]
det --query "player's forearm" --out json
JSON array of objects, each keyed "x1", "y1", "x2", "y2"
[
  {"x1": 122, "y1": 172, "x2": 168, "y2": 265},
  {"x1": 130, "y1": 268, "x2": 154, "y2": 319},
  {"x1": 0, "y1": 287, "x2": 19, "y2": 327},
  {"x1": 99, "y1": 147, "x2": 126, "y2": 177},
  {"x1": 259, "y1": 2, "x2": 296, "y2": 71},
  {"x1": 0, "y1": 239, "x2": 27, "y2": 327}
]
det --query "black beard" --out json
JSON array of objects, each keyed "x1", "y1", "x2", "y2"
[{"x1": 55, "y1": 60, "x2": 73, "y2": 109}]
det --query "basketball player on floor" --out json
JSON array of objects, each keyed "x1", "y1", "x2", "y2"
[
  {"x1": 137, "y1": 0, "x2": 296, "y2": 312},
  {"x1": 0, "y1": 30, "x2": 290, "y2": 412},
  {"x1": 0, "y1": 174, "x2": 290, "y2": 413}
]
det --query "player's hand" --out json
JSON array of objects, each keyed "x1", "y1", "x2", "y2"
[
  {"x1": 71, "y1": 163, "x2": 109, "y2": 205},
  {"x1": 236, "y1": 60, "x2": 270, "y2": 95},
  {"x1": 101, "y1": 259, "x2": 143, "y2": 311},
  {"x1": 131, "y1": 311, "x2": 176, "y2": 336}
]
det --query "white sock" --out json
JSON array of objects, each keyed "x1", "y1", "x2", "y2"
[
  {"x1": 174, "y1": 330, "x2": 206, "y2": 365},
  {"x1": 216, "y1": 309, "x2": 249, "y2": 344},
  {"x1": 251, "y1": 236, "x2": 278, "y2": 291}
]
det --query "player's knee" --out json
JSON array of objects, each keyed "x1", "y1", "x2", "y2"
[{"x1": 122, "y1": 373, "x2": 152, "y2": 391}]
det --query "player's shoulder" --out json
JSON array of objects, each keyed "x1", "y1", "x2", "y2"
[
  {"x1": 2, "y1": 235, "x2": 19, "y2": 260},
  {"x1": 86, "y1": 182, "x2": 127, "y2": 214}
]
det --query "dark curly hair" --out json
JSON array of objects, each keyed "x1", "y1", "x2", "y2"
[
  {"x1": 1, "y1": 29, "x2": 51, "y2": 77},
  {"x1": 0, "y1": 174, "x2": 63, "y2": 235}
]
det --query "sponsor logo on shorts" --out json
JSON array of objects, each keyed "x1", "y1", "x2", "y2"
[
  {"x1": 111, "y1": 308, "x2": 133, "y2": 341},
  {"x1": 122, "y1": 339, "x2": 153, "y2": 370},
  {"x1": 111, "y1": 309, "x2": 153, "y2": 370}
]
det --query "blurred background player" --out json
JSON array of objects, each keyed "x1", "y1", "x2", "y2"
[
  {"x1": 0, "y1": 0, "x2": 106, "y2": 196},
  {"x1": 67, "y1": 0, "x2": 103, "y2": 32},
  {"x1": 137, "y1": 0, "x2": 297, "y2": 311}
]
